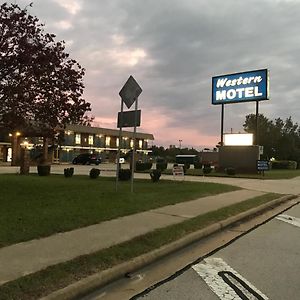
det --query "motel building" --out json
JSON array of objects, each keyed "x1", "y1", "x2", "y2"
[{"x1": 0, "y1": 124, "x2": 154, "y2": 165}]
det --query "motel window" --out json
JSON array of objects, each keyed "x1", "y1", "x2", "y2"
[
  {"x1": 130, "y1": 139, "x2": 134, "y2": 148},
  {"x1": 105, "y1": 136, "x2": 111, "y2": 147},
  {"x1": 75, "y1": 133, "x2": 81, "y2": 144},
  {"x1": 88, "y1": 135, "x2": 94, "y2": 145},
  {"x1": 139, "y1": 140, "x2": 143, "y2": 149},
  {"x1": 116, "y1": 138, "x2": 119, "y2": 147}
]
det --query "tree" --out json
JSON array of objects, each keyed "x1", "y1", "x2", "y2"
[
  {"x1": 0, "y1": 3, "x2": 92, "y2": 161},
  {"x1": 243, "y1": 114, "x2": 300, "y2": 164}
]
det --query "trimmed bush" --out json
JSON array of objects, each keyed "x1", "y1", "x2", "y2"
[
  {"x1": 136, "y1": 162, "x2": 153, "y2": 171},
  {"x1": 226, "y1": 167, "x2": 236, "y2": 176},
  {"x1": 37, "y1": 165, "x2": 51, "y2": 176},
  {"x1": 203, "y1": 164, "x2": 212, "y2": 174},
  {"x1": 118, "y1": 169, "x2": 131, "y2": 181},
  {"x1": 150, "y1": 169, "x2": 161, "y2": 182},
  {"x1": 184, "y1": 163, "x2": 190, "y2": 170},
  {"x1": 156, "y1": 162, "x2": 167, "y2": 171},
  {"x1": 64, "y1": 167, "x2": 74, "y2": 178},
  {"x1": 271, "y1": 160, "x2": 297, "y2": 170},
  {"x1": 89, "y1": 168, "x2": 100, "y2": 179},
  {"x1": 194, "y1": 162, "x2": 203, "y2": 169}
]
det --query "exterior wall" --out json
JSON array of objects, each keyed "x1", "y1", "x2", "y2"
[
  {"x1": 0, "y1": 125, "x2": 154, "y2": 164},
  {"x1": 219, "y1": 146, "x2": 260, "y2": 173},
  {"x1": 199, "y1": 151, "x2": 219, "y2": 166},
  {"x1": 58, "y1": 125, "x2": 154, "y2": 163}
]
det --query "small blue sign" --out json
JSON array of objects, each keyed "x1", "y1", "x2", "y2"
[
  {"x1": 257, "y1": 160, "x2": 269, "y2": 171},
  {"x1": 212, "y1": 69, "x2": 269, "y2": 105}
]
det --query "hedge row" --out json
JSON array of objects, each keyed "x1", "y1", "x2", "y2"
[{"x1": 271, "y1": 160, "x2": 297, "y2": 169}]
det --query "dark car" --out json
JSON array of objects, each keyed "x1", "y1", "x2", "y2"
[{"x1": 72, "y1": 153, "x2": 101, "y2": 165}]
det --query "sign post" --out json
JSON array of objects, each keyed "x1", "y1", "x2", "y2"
[
  {"x1": 115, "y1": 100, "x2": 124, "y2": 192},
  {"x1": 212, "y1": 69, "x2": 269, "y2": 147},
  {"x1": 257, "y1": 160, "x2": 269, "y2": 176},
  {"x1": 116, "y1": 76, "x2": 142, "y2": 192}
]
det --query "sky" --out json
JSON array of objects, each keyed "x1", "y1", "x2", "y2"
[{"x1": 12, "y1": 0, "x2": 300, "y2": 149}]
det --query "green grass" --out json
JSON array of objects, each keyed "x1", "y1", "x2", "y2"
[
  {"x1": 0, "y1": 174, "x2": 238, "y2": 247},
  {"x1": 160, "y1": 168, "x2": 300, "y2": 179},
  {"x1": 0, "y1": 192, "x2": 281, "y2": 300}
]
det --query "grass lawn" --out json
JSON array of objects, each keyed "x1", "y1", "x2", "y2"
[
  {"x1": 0, "y1": 174, "x2": 238, "y2": 247},
  {"x1": 0, "y1": 192, "x2": 282, "y2": 300},
  {"x1": 160, "y1": 168, "x2": 300, "y2": 179}
]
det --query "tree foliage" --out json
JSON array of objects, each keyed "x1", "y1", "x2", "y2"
[
  {"x1": 0, "y1": 3, "x2": 92, "y2": 137},
  {"x1": 243, "y1": 114, "x2": 300, "y2": 163}
]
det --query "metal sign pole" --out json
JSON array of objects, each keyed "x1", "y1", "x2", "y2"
[
  {"x1": 255, "y1": 100, "x2": 259, "y2": 145},
  {"x1": 116, "y1": 100, "x2": 124, "y2": 192},
  {"x1": 131, "y1": 98, "x2": 138, "y2": 193},
  {"x1": 221, "y1": 104, "x2": 224, "y2": 146}
]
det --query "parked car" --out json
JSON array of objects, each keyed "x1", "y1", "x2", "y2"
[{"x1": 72, "y1": 153, "x2": 101, "y2": 165}]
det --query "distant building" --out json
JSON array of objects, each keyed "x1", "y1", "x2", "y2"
[{"x1": 0, "y1": 124, "x2": 154, "y2": 164}]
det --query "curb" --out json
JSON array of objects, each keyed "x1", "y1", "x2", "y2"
[{"x1": 41, "y1": 194, "x2": 298, "y2": 300}]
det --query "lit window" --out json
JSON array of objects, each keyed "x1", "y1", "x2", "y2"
[
  {"x1": 75, "y1": 133, "x2": 81, "y2": 144},
  {"x1": 116, "y1": 138, "x2": 119, "y2": 147},
  {"x1": 139, "y1": 140, "x2": 143, "y2": 149},
  {"x1": 88, "y1": 135, "x2": 94, "y2": 145},
  {"x1": 130, "y1": 139, "x2": 134, "y2": 148},
  {"x1": 105, "y1": 136, "x2": 111, "y2": 146}
]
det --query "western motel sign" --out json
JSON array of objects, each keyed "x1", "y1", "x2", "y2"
[{"x1": 212, "y1": 69, "x2": 269, "y2": 105}]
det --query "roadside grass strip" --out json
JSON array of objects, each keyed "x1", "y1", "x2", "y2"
[
  {"x1": 0, "y1": 193, "x2": 281, "y2": 300},
  {"x1": 0, "y1": 175, "x2": 238, "y2": 247}
]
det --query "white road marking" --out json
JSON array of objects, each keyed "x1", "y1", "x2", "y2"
[
  {"x1": 276, "y1": 214, "x2": 300, "y2": 228},
  {"x1": 192, "y1": 258, "x2": 268, "y2": 300}
]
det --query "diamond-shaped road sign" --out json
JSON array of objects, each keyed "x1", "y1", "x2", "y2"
[{"x1": 119, "y1": 76, "x2": 142, "y2": 109}]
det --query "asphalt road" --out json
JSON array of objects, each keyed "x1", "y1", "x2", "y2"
[{"x1": 135, "y1": 203, "x2": 300, "y2": 300}]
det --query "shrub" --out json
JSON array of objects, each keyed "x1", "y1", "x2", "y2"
[
  {"x1": 150, "y1": 169, "x2": 161, "y2": 182},
  {"x1": 226, "y1": 167, "x2": 236, "y2": 176},
  {"x1": 271, "y1": 160, "x2": 297, "y2": 170},
  {"x1": 156, "y1": 162, "x2": 167, "y2": 171},
  {"x1": 184, "y1": 163, "x2": 190, "y2": 170},
  {"x1": 37, "y1": 165, "x2": 51, "y2": 176},
  {"x1": 136, "y1": 162, "x2": 153, "y2": 171},
  {"x1": 194, "y1": 162, "x2": 203, "y2": 169},
  {"x1": 156, "y1": 157, "x2": 166, "y2": 163},
  {"x1": 118, "y1": 169, "x2": 131, "y2": 181},
  {"x1": 203, "y1": 164, "x2": 212, "y2": 174},
  {"x1": 89, "y1": 168, "x2": 100, "y2": 179},
  {"x1": 64, "y1": 167, "x2": 74, "y2": 178}
]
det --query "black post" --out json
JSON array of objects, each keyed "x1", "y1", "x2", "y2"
[
  {"x1": 255, "y1": 101, "x2": 259, "y2": 145},
  {"x1": 116, "y1": 100, "x2": 124, "y2": 191},
  {"x1": 221, "y1": 104, "x2": 224, "y2": 146}
]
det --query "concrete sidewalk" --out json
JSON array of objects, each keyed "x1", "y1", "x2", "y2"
[{"x1": 0, "y1": 189, "x2": 265, "y2": 286}]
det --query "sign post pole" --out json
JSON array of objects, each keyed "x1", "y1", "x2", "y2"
[
  {"x1": 131, "y1": 98, "x2": 138, "y2": 193},
  {"x1": 221, "y1": 103, "x2": 224, "y2": 146},
  {"x1": 255, "y1": 100, "x2": 259, "y2": 145},
  {"x1": 116, "y1": 100, "x2": 124, "y2": 192},
  {"x1": 118, "y1": 75, "x2": 142, "y2": 193}
]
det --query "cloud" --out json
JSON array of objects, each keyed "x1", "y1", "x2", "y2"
[
  {"x1": 52, "y1": 0, "x2": 82, "y2": 15},
  {"x1": 10, "y1": 0, "x2": 300, "y2": 147}
]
